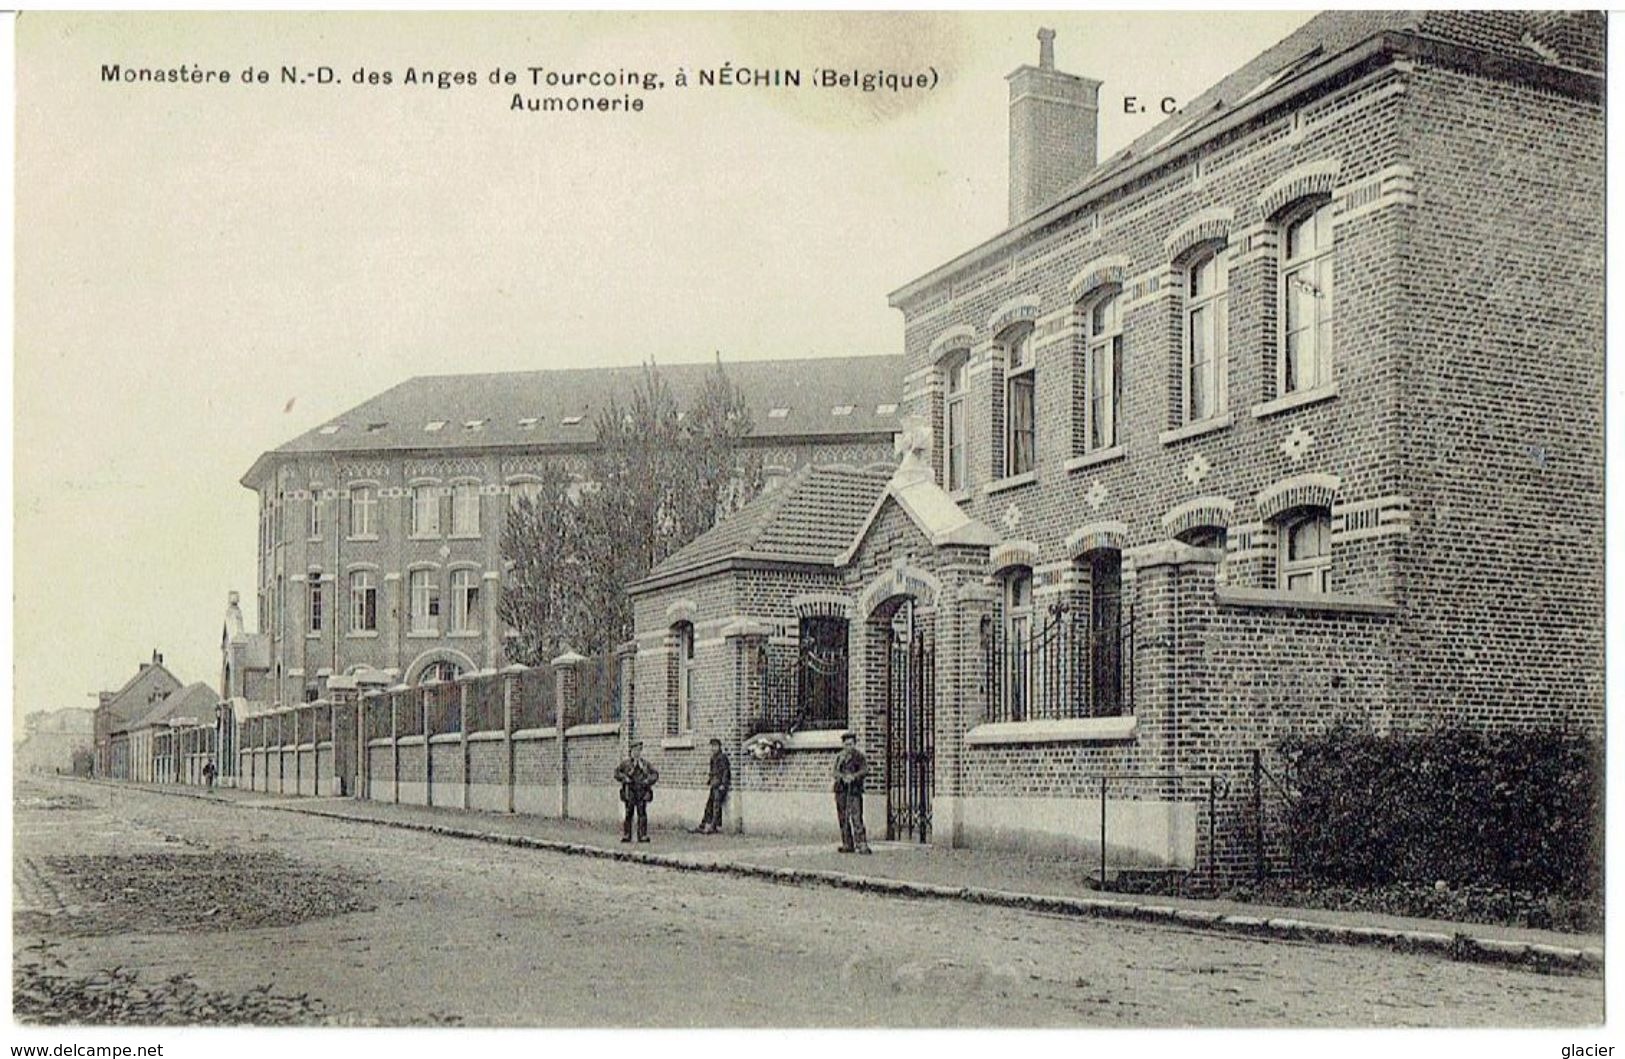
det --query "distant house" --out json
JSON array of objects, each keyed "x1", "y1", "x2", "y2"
[
  {"x1": 126, "y1": 683, "x2": 220, "y2": 784},
  {"x1": 93, "y1": 652, "x2": 182, "y2": 779}
]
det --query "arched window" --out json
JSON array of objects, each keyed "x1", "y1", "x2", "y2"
[
  {"x1": 420, "y1": 660, "x2": 463, "y2": 685},
  {"x1": 1279, "y1": 508, "x2": 1332, "y2": 593},
  {"x1": 941, "y1": 351, "x2": 970, "y2": 492},
  {"x1": 1082, "y1": 550, "x2": 1124, "y2": 718},
  {"x1": 509, "y1": 479, "x2": 544, "y2": 511},
  {"x1": 1001, "y1": 566, "x2": 1034, "y2": 720},
  {"x1": 1085, "y1": 290, "x2": 1123, "y2": 452},
  {"x1": 1280, "y1": 200, "x2": 1335, "y2": 395},
  {"x1": 1176, "y1": 525, "x2": 1227, "y2": 551},
  {"x1": 1184, "y1": 247, "x2": 1230, "y2": 423},
  {"x1": 1002, "y1": 329, "x2": 1036, "y2": 477}
]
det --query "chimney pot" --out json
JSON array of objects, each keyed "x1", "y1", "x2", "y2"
[{"x1": 1007, "y1": 29, "x2": 1101, "y2": 225}]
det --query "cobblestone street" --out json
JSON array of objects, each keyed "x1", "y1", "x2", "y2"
[{"x1": 12, "y1": 777, "x2": 1604, "y2": 1027}]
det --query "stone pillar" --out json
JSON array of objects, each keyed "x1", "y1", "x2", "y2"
[
  {"x1": 1123, "y1": 541, "x2": 1222, "y2": 875},
  {"x1": 501, "y1": 663, "x2": 524, "y2": 814},
  {"x1": 357, "y1": 670, "x2": 392, "y2": 799},
  {"x1": 458, "y1": 674, "x2": 472, "y2": 810},
  {"x1": 482, "y1": 571, "x2": 501, "y2": 669},
  {"x1": 552, "y1": 651, "x2": 585, "y2": 819},
  {"x1": 936, "y1": 582, "x2": 997, "y2": 849},
  {"x1": 422, "y1": 680, "x2": 438, "y2": 807},
  {"x1": 329, "y1": 675, "x2": 358, "y2": 797},
  {"x1": 723, "y1": 621, "x2": 770, "y2": 835},
  {"x1": 389, "y1": 685, "x2": 406, "y2": 805}
]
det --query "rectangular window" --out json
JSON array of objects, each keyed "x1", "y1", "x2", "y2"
[
  {"x1": 308, "y1": 497, "x2": 323, "y2": 539},
  {"x1": 411, "y1": 485, "x2": 440, "y2": 537},
  {"x1": 1281, "y1": 203, "x2": 1335, "y2": 394},
  {"x1": 409, "y1": 569, "x2": 440, "y2": 633},
  {"x1": 350, "y1": 571, "x2": 377, "y2": 633},
  {"x1": 452, "y1": 482, "x2": 480, "y2": 536},
  {"x1": 1281, "y1": 512, "x2": 1332, "y2": 593},
  {"x1": 451, "y1": 569, "x2": 480, "y2": 633},
  {"x1": 307, "y1": 575, "x2": 323, "y2": 634},
  {"x1": 349, "y1": 487, "x2": 376, "y2": 538},
  {"x1": 670, "y1": 624, "x2": 695, "y2": 735}
]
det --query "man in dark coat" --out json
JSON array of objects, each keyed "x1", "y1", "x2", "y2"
[
  {"x1": 832, "y1": 731, "x2": 872, "y2": 854},
  {"x1": 614, "y1": 740, "x2": 660, "y2": 843},
  {"x1": 691, "y1": 738, "x2": 732, "y2": 834}
]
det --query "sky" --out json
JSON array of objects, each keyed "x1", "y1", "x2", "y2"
[{"x1": 13, "y1": 10, "x2": 1317, "y2": 730}]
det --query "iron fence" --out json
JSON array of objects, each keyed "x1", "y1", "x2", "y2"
[
  {"x1": 576, "y1": 652, "x2": 621, "y2": 725},
  {"x1": 465, "y1": 677, "x2": 504, "y2": 734},
  {"x1": 985, "y1": 604, "x2": 1133, "y2": 722}
]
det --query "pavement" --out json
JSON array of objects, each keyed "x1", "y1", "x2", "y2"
[{"x1": 81, "y1": 777, "x2": 1603, "y2": 976}]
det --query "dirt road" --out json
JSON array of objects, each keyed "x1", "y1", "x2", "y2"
[{"x1": 11, "y1": 777, "x2": 1604, "y2": 1027}]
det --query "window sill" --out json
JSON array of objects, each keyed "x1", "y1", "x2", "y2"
[
  {"x1": 306, "y1": 632, "x2": 322, "y2": 640},
  {"x1": 966, "y1": 716, "x2": 1137, "y2": 746},
  {"x1": 408, "y1": 534, "x2": 442, "y2": 542},
  {"x1": 307, "y1": 536, "x2": 323, "y2": 544},
  {"x1": 566, "y1": 722, "x2": 620, "y2": 738},
  {"x1": 947, "y1": 488, "x2": 972, "y2": 505},
  {"x1": 347, "y1": 535, "x2": 380, "y2": 543},
  {"x1": 446, "y1": 631, "x2": 482, "y2": 639},
  {"x1": 346, "y1": 631, "x2": 380, "y2": 639},
  {"x1": 662, "y1": 735, "x2": 696, "y2": 750},
  {"x1": 1250, "y1": 383, "x2": 1338, "y2": 420},
  {"x1": 1064, "y1": 446, "x2": 1126, "y2": 473},
  {"x1": 785, "y1": 730, "x2": 846, "y2": 751},
  {"x1": 982, "y1": 471, "x2": 1038, "y2": 496},
  {"x1": 406, "y1": 630, "x2": 441, "y2": 639},
  {"x1": 1215, "y1": 585, "x2": 1398, "y2": 616},
  {"x1": 1158, "y1": 413, "x2": 1233, "y2": 446},
  {"x1": 448, "y1": 532, "x2": 482, "y2": 541}
]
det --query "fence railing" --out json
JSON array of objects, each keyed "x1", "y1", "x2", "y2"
[
  {"x1": 757, "y1": 643, "x2": 850, "y2": 734},
  {"x1": 1085, "y1": 771, "x2": 1226, "y2": 895},
  {"x1": 986, "y1": 605, "x2": 1133, "y2": 723}
]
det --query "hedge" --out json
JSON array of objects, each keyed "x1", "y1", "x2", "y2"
[{"x1": 1276, "y1": 724, "x2": 1602, "y2": 899}]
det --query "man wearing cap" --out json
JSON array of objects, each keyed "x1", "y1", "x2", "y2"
[
  {"x1": 691, "y1": 737, "x2": 732, "y2": 834},
  {"x1": 832, "y1": 731, "x2": 872, "y2": 854},
  {"x1": 614, "y1": 740, "x2": 660, "y2": 843}
]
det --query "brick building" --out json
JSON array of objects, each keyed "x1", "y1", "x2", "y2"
[
  {"x1": 240, "y1": 356, "x2": 903, "y2": 707},
  {"x1": 92, "y1": 652, "x2": 183, "y2": 778},
  {"x1": 624, "y1": 12, "x2": 1603, "y2": 875}
]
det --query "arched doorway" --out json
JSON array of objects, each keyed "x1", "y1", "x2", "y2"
[{"x1": 871, "y1": 595, "x2": 934, "y2": 843}]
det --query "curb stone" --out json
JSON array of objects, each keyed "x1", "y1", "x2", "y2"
[{"x1": 66, "y1": 779, "x2": 1602, "y2": 977}]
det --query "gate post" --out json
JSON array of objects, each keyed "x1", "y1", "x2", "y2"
[
  {"x1": 552, "y1": 651, "x2": 585, "y2": 819},
  {"x1": 936, "y1": 582, "x2": 997, "y2": 849},
  {"x1": 723, "y1": 621, "x2": 771, "y2": 835}
]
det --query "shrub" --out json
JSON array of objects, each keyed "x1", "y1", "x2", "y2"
[{"x1": 1276, "y1": 723, "x2": 1602, "y2": 901}]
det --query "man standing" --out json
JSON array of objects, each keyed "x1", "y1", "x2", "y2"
[
  {"x1": 692, "y1": 737, "x2": 732, "y2": 834},
  {"x1": 832, "y1": 731, "x2": 872, "y2": 854},
  {"x1": 614, "y1": 740, "x2": 660, "y2": 843}
]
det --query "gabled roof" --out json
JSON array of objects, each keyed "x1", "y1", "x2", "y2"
[
  {"x1": 632, "y1": 457, "x2": 999, "y2": 594},
  {"x1": 243, "y1": 354, "x2": 905, "y2": 486},
  {"x1": 128, "y1": 682, "x2": 219, "y2": 733},
  {"x1": 891, "y1": 10, "x2": 1603, "y2": 305},
  {"x1": 633, "y1": 465, "x2": 895, "y2": 591},
  {"x1": 100, "y1": 663, "x2": 183, "y2": 726}
]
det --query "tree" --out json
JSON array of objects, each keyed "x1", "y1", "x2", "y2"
[
  {"x1": 499, "y1": 358, "x2": 760, "y2": 661},
  {"x1": 496, "y1": 465, "x2": 577, "y2": 666}
]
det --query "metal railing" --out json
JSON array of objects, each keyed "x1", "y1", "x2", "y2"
[
  {"x1": 986, "y1": 605, "x2": 1134, "y2": 722},
  {"x1": 1085, "y1": 771, "x2": 1226, "y2": 894},
  {"x1": 758, "y1": 643, "x2": 850, "y2": 734}
]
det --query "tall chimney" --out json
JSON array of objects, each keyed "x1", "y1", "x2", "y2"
[{"x1": 1008, "y1": 28, "x2": 1101, "y2": 225}]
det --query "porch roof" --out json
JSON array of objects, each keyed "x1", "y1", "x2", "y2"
[{"x1": 633, "y1": 465, "x2": 894, "y2": 592}]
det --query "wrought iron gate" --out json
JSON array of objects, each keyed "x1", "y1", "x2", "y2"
[{"x1": 886, "y1": 623, "x2": 935, "y2": 842}]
